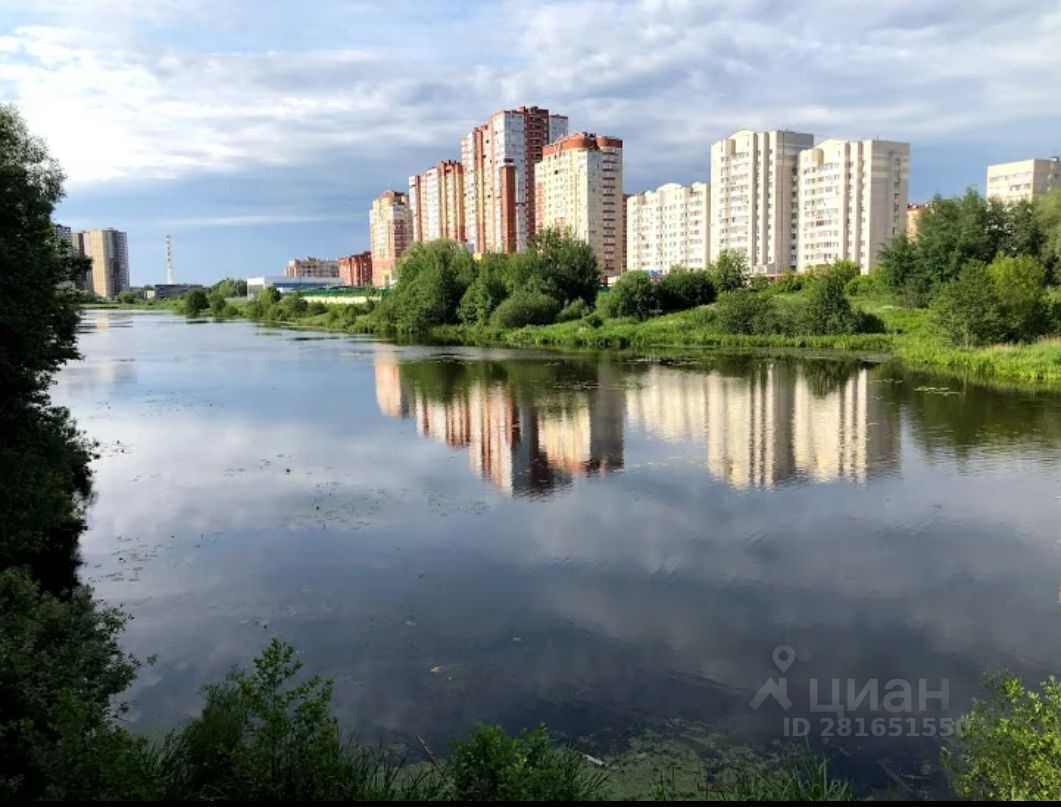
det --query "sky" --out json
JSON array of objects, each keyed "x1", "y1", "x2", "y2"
[{"x1": 2, "y1": 0, "x2": 1060, "y2": 287}]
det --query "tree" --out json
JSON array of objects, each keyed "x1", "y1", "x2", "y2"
[
  {"x1": 876, "y1": 233, "x2": 927, "y2": 305},
  {"x1": 714, "y1": 289, "x2": 779, "y2": 335},
  {"x1": 458, "y1": 253, "x2": 509, "y2": 325},
  {"x1": 802, "y1": 265, "x2": 859, "y2": 334},
  {"x1": 986, "y1": 254, "x2": 1050, "y2": 342},
  {"x1": 658, "y1": 270, "x2": 715, "y2": 312},
  {"x1": 600, "y1": 271, "x2": 657, "y2": 320},
  {"x1": 529, "y1": 228, "x2": 600, "y2": 306},
  {"x1": 381, "y1": 241, "x2": 473, "y2": 332},
  {"x1": 1038, "y1": 188, "x2": 1061, "y2": 281},
  {"x1": 930, "y1": 261, "x2": 1003, "y2": 347},
  {"x1": 710, "y1": 250, "x2": 748, "y2": 292},
  {"x1": 181, "y1": 289, "x2": 210, "y2": 317}
]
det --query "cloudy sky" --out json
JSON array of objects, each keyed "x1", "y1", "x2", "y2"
[{"x1": 3, "y1": 0, "x2": 1060, "y2": 286}]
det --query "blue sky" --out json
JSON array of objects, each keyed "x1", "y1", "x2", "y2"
[{"x1": 3, "y1": 0, "x2": 1060, "y2": 286}]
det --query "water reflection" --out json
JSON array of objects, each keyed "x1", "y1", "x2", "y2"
[{"x1": 377, "y1": 348, "x2": 899, "y2": 492}]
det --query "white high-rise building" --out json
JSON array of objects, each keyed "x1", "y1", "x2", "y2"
[
  {"x1": 797, "y1": 139, "x2": 910, "y2": 272},
  {"x1": 625, "y1": 182, "x2": 710, "y2": 273},
  {"x1": 408, "y1": 160, "x2": 465, "y2": 243},
  {"x1": 535, "y1": 132, "x2": 624, "y2": 278},
  {"x1": 986, "y1": 157, "x2": 1061, "y2": 204},
  {"x1": 710, "y1": 129, "x2": 814, "y2": 275}
]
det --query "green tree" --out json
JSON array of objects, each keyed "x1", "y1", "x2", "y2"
[
  {"x1": 658, "y1": 270, "x2": 715, "y2": 312},
  {"x1": 528, "y1": 228, "x2": 600, "y2": 306},
  {"x1": 490, "y1": 290, "x2": 561, "y2": 328},
  {"x1": 381, "y1": 241, "x2": 473, "y2": 332},
  {"x1": 1038, "y1": 188, "x2": 1061, "y2": 281},
  {"x1": 600, "y1": 270, "x2": 657, "y2": 320},
  {"x1": 802, "y1": 265, "x2": 859, "y2": 334},
  {"x1": 876, "y1": 233, "x2": 926, "y2": 305},
  {"x1": 458, "y1": 253, "x2": 509, "y2": 325},
  {"x1": 709, "y1": 249, "x2": 748, "y2": 292},
  {"x1": 181, "y1": 289, "x2": 210, "y2": 317},
  {"x1": 930, "y1": 261, "x2": 1003, "y2": 347},
  {"x1": 986, "y1": 254, "x2": 1051, "y2": 342}
]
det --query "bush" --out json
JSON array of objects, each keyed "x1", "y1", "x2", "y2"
[
  {"x1": 714, "y1": 289, "x2": 779, "y2": 335},
  {"x1": 490, "y1": 291, "x2": 561, "y2": 328},
  {"x1": 946, "y1": 672, "x2": 1061, "y2": 800},
  {"x1": 600, "y1": 271, "x2": 657, "y2": 320},
  {"x1": 987, "y1": 254, "x2": 1051, "y2": 342},
  {"x1": 658, "y1": 270, "x2": 716, "y2": 312},
  {"x1": 845, "y1": 274, "x2": 877, "y2": 297},
  {"x1": 772, "y1": 272, "x2": 805, "y2": 294},
  {"x1": 930, "y1": 261, "x2": 1004, "y2": 347},
  {"x1": 181, "y1": 289, "x2": 209, "y2": 317},
  {"x1": 556, "y1": 298, "x2": 592, "y2": 322},
  {"x1": 447, "y1": 724, "x2": 605, "y2": 801},
  {"x1": 458, "y1": 264, "x2": 508, "y2": 325},
  {"x1": 802, "y1": 270, "x2": 860, "y2": 334}
]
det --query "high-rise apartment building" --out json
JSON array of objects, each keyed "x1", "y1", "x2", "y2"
[
  {"x1": 625, "y1": 182, "x2": 710, "y2": 273},
  {"x1": 409, "y1": 160, "x2": 465, "y2": 244},
  {"x1": 906, "y1": 202, "x2": 928, "y2": 240},
  {"x1": 285, "y1": 257, "x2": 339, "y2": 279},
  {"x1": 796, "y1": 139, "x2": 910, "y2": 272},
  {"x1": 369, "y1": 191, "x2": 413, "y2": 287},
  {"x1": 461, "y1": 105, "x2": 568, "y2": 254},
  {"x1": 338, "y1": 252, "x2": 373, "y2": 286},
  {"x1": 710, "y1": 129, "x2": 814, "y2": 275},
  {"x1": 77, "y1": 228, "x2": 129, "y2": 298},
  {"x1": 534, "y1": 132, "x2": 624, "y2": 278},
  {"x1": 986, "y1": 157, "x2": 1061, "y2": 203}
]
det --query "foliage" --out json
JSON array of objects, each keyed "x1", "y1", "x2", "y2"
[
  {"x1": 211, "y1": 278, "x2": 248, "y2": 298},
  {"x1": 946, "y1": 672, "x2": 1061, "y2": 800},
  {"x1": 523, "y1": 228, "x2": 601, "y2": 306},
  {"x1": 447, "y1": 723, "x2": 606, "y2": 801},
  {"x1": 115, "y1": 289, "x2": 145, "y2": 304},
  {"x1": 556, "y1": 298, "x2": 592, "y2": 322},
  {"x1": 706, "y1": 751, "x2": 854, "y2": 801},
  {"x1": 490, "y1": 290, "x2": 561, "y2": 328},
  {"x1": 377, "y1": 241, "x2": 473, "y2": 332},
  {"x1": 458, "y1": 254, "x2": 508, "y2": 325},
  {"x1": 714, "y1": 289, "x2": 779, "y2": 335},
  {"x1": 0, "y1": 568, "x2": 142, "y2": 800},
  {"x1": 151, "y1": 638, "x2": 430, "y2": 801},
  {"x1": 709, "y1": 249, "x2": 748, "y2": 293},
  {"x1": 600, "y1": 271, "x2": 657, "y2": 320},
  {"x1": 0, "y1": 105, "x2": 85, "y2": 404},
  {"x1": 180, "y1": 289, "x2": 210, "y2": 317},
  {"x1": 987, "y1": 254, "x2": 1051, "y2": 342},
  {"x1": 801, "y1": 266, "x2": 861, "y2": 335},
  {"x1": 1039, "y1": 189, "x2": 1061, "y2": 281},
  {"x1": 930, "y1": 261, "x2": 1004, "y2": 347},
  {"x1": 844, "y1": 273, "x2": 877, "y2": 297},
  {"x1": 657, "y1": 270, "x2": 716, "y2": 312},
  {"x1": 772, "y1": 272, "x2": 805, "y2": 294}
]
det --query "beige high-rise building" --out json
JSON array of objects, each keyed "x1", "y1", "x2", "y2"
[
  {"x1": 535, "y1": 132, "x2": 624, "y2": 278},
  {"x1": 796, "y1": 139, "x2": 910, "y2": 272},
  {"x1": 905, "y1": 203, "x2": 928, "y2": 240},
  {"x1": 409, "y1": 159, "x2": 466, "y2": 244},
  {"x1": 710, "y1": 129, "x2": 814, "y2": 275},
  {"x1": 986, "y1": 157, "x2": 1061, "y2": 203},
  {"x1": 77, "y1": 228, "x2": 129, "y2": 298},
  {"x1": 625, "y1": 182, "x2": 710, "y2": 273},
  {"x1": 369, "y1": 191, "x2": 413, "y2": 287},
  {"x1": 461, "y1": 106, "x2": 568, "y2": 255}
]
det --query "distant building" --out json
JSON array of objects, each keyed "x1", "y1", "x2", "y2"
[
  {"x1": 370, "y1": 191, "x2": 413, "y2": 287},
  {"x1": 338, "y1": 252, "x2": 373, "y2": 286},
  {"x1": 462, "y1": 105, "x2": 569, "y2": 254},
  {"x1": 77, "y1": 228, "x2": 130, "y2": 298},
  {"x1": 711, "y1": 129, "x2": 815, "y2": 275},
  {"x1": 535, "y1": 132, "x2": 624, "y2": 278},
  {"x1": 285, "y1": 257, "x2": 339, "y2": 279},
  {"x1": 147, "y1": 283, "x2": 204, "y2": 300},
  {"x1": 409, "y1": 160, "x2": 465, "y2": 244},
  {"x1": 796, "y1": 139, "x2": 909, "y2": 272},
  {"x1": 986, "y1": 157, "x2": 1061, "y2": 203},
  {"x1": 246, "y1": 276, "x2": 341, "y2": 297},
  {"x1": 906, "y1": 202, "x2": 929, "y2": 240},
  {"x1": 626, "y1": 182, "x2": 710, "y2": 273}
]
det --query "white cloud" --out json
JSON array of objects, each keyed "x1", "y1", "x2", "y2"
[{"x1": 2, "y1": 0, "x2": 1060, "y2": 191}]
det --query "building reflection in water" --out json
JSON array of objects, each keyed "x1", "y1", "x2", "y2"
[{"x1": 375, "y1": 347, "x2": 898, "y2": 495}]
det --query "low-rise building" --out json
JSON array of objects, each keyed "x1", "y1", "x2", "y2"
[
  {"x1": 986, "y1": 157, "x2": 1061, "y2": 203},
  {"x1": 246, "y1": 276, "x2": 342, "y2": 297},
  {"x1": 285, "y1": 257, "x2": 339, "y2": 279},
  {"x1": 147, "y1": 284, "x2": 204, "y2": 300}
]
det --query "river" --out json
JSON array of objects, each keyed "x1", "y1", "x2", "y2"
[{"x1": 53, "y1": 310, "x2": 1061, "y2": 793}]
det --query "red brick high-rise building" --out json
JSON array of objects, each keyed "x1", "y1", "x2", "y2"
[{"x1": 409, "y1": 160, "x2": 465, "y2": 244}]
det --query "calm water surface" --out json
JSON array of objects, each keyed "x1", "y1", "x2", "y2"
[{"x1": 53, "y1": 311, "x2": 1061, "y2": 786}]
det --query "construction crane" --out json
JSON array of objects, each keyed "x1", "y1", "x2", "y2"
[{"x1": 165, "y1": 235, "x2": 175, "y2": 284}]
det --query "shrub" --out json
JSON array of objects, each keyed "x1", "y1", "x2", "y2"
[
  {"x1": 600, "y1": 271, "x2": 657, "y2": 320},
  {"x1": 490, "y1": 291, "x2": 561, "y2": 328},
  {"x1": 556, "y1": 298, "x2": 592, "y2": 322},
  {"x1": 802, "y1": 271, "x2": 859, "y2": 334},
  {"x1": 930, "y1": 261, "x2": 1004, "y2": 347},
  {"x1": 458, "y1": 269, "x2": 508, "y2": 325},
  {"x1": 845, "y1": 274, "x2": 877, "y2": 297},
  {"x1": 306, "y1": 302, "x2": 327, "y2": 316},
  {"x1": 447, "y1": 724, "x2": 605, "y2": 801},
  {"x1": 181, "y1": 289, "x2": 209, "y2": 317},
  {"x1": 987, "y1": 254, "x2": 1051, "y2": 342},
  {"x1": 772, "y1": 272, "x2": 805, "y2": 294},
  {"x1": 946, "y1": 672, "x2": 1061, "y2": 800},
  {"x1": 714, "y1": 289, "x2": 779, "y2": 335},
  {"x1": 658, "y1": 270, "x2": 716, "y2": 312}
]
